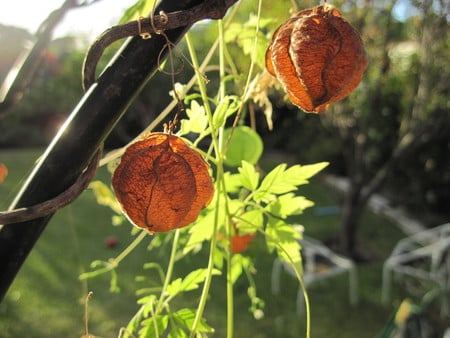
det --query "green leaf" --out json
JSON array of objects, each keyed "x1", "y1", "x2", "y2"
[
  {"x1": 223, "y1": 126, "x2": 263, "y2": 167},
  {"x1": 180, "y1": 268, "x2": 220, "y2": 293},
  {"x1": 183, "y1": 196, "x2": 244, "y2": 255},
  {"x1": 137, "y1": 294, "x2": 157, "y2": 306},
  {"x1": 179, "y1": 99, "x2": 208, "y2": 135},
  {"x1": 182, "y1": 209, "x2": 216, "y2": 255},
  {"x1": 119, "y1": 0, "x2": 156, "y2": 24},
  {"x1": 167, "y1": 268, "x2": 220, "y2": 298},
  {"x1": 255, "y1": 162, "x2": 328, "y2": 200},
  {"x1": 236, "y1": 209, "x2": 264, "y2": 233},
  {"x1": 265, "y1": 218, "x2": 302, "y2": 272},
  {"x1": 238, "y1": 161, "x2": 260, "y2": 191},
  {"x1": 140, "y1": 314, "x2": 169, "y2": 338},
  {"x1": 166, "y1": 278, "x2": 183, "y2": 297},
  {"x1": 230, "y1": 254, "x2": 252, "y2": 284},
  {"x1": 282, "y1": 162, "x2": 329, "y2": 186},
  {"x1": 255, "y1": 163, "x2": 290, "y2": 200},
  {"x1": 230, "y1": 254, "x2": 244, "y2": 284},
  {"x1": 213, "y1": 247, "x2": 225, "y2": 269},
  {"x1": 89, "y1": 180, "x2": 122, "y2": 215},
  {"x1": 168, "y1": 326, "x2": 188, "y2": 338},
  {"x1": 223, "y1": 172, "x2": 243, "y2": 194},
  {"x1": 171, "y1": 308, "x2": 214, "y2": 333},
  {"x1": 224, "y1": 14, "x2": 274, "y2": 69},
  {"x1": 212, "y1": 95, "x2": 240, "y2": 129},
  {"x1": 267, "y1": 193, "x2": 314, "y2": 218}
]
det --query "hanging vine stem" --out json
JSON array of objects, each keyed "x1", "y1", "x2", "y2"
[
  {"x1": 184, "y1": 31, "x2": 229, "y2": 337},
  {"x1": 262, "y1": 228, "x2": 311, "y2": 338}
]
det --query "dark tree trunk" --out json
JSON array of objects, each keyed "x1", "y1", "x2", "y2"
[{"x1": 340, "y1": 182, "x2": 364, "y2": 257}]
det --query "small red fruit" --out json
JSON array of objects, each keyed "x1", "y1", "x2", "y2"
[
  {"x1": 0, "y1": 163, "x2": 8, "y2": 184},
  {"x1": 231, "y1": 233, "x2": 254, "y2": 254},
  {"x1": 104, "y1": 236, "x2": 118, "y2": 248}
]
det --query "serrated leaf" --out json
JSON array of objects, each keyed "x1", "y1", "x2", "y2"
[
  {"x1": 166, "y1": 269, "x2": 220, "y2": 298},
  {"x1": 180, "y1": 100, "x2": 208, "y2": 135},
  {"x1": 267, "y1": 193, "x2": 314, "y2": 218},
  {"x1": 236, "y1": 209, "x2": 264, "y2": 233},
  {"x1": 168, "y1": 326, "x2": 188, "y2": 338},
  {"x1": 230, "y1": 254, "x2": 253, "y2": 284},
  {"x1": 223, "y1": 172, "x2": 243, "y2": 194},
  {"x1": 171, "y1": 308, "x2": 214, "y2": 333},
  {"x1": 255, "y1": 163, "x2": 291, "y2": 200},
  {"x1": 224, "y1": 14, "x2": 274, "y2": 69},
  {"x1": 238, "y1": 161, "x2": 259, "y2": 191},
  {"x1": 137, "y1": 294, "x2": 157, "y2": 305},
  {"x1": 180, "y1": 268, "x2": 220, "y2": 293},
  {"x1": 265, "y1": 218, "x2": 302, "y2": 270},
  {"x1": 166, "y1": 278, "x2": 183, "y2": 297},
  {"x1": 140, "y1": 315, "x2": 169, "y2": 338},
  {"x1": 282, "y1": 162, "x2": 329, "y2": 186},
  {"x1": 230, "y1": 254, "x2": 244, "y2": 284},
  {"x1": 182, "y1": 209, "x2": 216, "y2": 255},
  {"x1": 256, "y1": 162, "x2": 328, "y2": 200}
]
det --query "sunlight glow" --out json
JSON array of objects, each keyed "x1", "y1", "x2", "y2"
[{"x1": 0, "y1": 0, "x2": 136, "y2": 37}]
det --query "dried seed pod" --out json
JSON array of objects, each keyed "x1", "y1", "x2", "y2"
[
  {"x1": 112, "y1": 133, "x2": 214, "y2": 233},
  {"x1": 266, "y1": 4, "x2": 367, "y2": 113}
]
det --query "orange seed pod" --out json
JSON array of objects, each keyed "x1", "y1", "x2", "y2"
[
  {"x1": 112, "y1": 133, "x2": 214, "y2": 233},
  {"x1": 266, "y1": 4, "x2": 367, "y2": 113}
]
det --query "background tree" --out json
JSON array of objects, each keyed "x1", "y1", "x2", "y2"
[{"x1": 318, "y1": 0, "x2": 449, "y2": 257}]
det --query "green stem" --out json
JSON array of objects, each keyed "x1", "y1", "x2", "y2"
[
  {"x1": 155, "y1": 229, "x2": 180, "y2": 314},
  {"x1": 262, "y1": 229, "x2": 311, "y2": 338},
  {"x1": 188, "y1": 183, "x2": 221, "y2": 338},
  {"x1": 115, "y1": 230, "x2": 148, "y2": 263},
  {"x1": 148, "y1": 230, "x2": 180, "y2": 337},
  {"x1": 186, "y1": 33, "x2": 224, "y2": 337},
  {"x1": 79, "y1": 230, "x2": 147, "y2": 280},
  {"x1": 217, "y1": 18, "x2": 234, "y2": 338},
  {"x1": 185, "y1": 33, "x2": 220, "y2": 156}
]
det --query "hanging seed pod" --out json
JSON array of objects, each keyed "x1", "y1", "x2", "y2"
[
  {"x1": 112, "y1": 133, "x2": 214, "y2": 233},
  {"x1": 266, "y1": 4, "x2": 367, "y2": 113}
]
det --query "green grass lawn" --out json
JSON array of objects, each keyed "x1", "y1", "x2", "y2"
[{"x1": 0, "y1": 148, "x2": 444, "y2": 337}]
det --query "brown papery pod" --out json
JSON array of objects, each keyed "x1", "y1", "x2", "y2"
[
  {"x1": 112, "y1": 133, "x2": 214, "y2": 233},
  {"x1": 266, "y1": 4, "x2": 367, "y2": 113}
]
